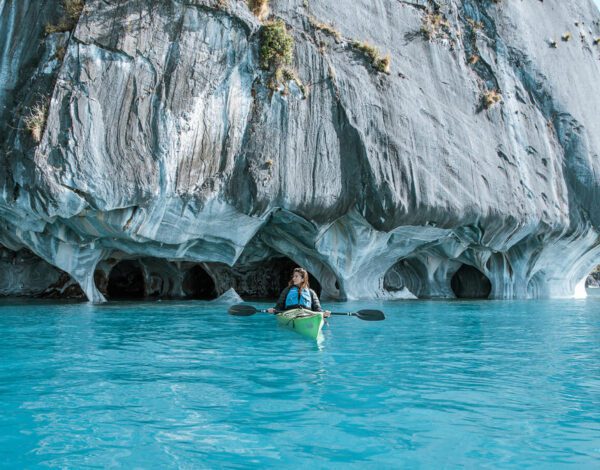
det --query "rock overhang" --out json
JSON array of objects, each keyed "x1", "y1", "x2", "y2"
[{"x1": 0, "y1": 0, "x2": 599, "y2": 301}]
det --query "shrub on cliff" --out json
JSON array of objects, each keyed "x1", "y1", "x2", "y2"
[{"x1": 260, "y1": 20, "x2": 294, "y2": 70}]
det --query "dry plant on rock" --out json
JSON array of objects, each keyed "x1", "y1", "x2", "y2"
[
  {"x1": 352, "y1": 41, "x2": 391, "y2": 74},
  {"x1": 24, "y1": 100, "x2": 49, "y2": 143},
  {"x1": 483, "y1": 90, "x2": 502, "y2": 109},
  {"x1": 248, "y1": 0, "x2": 269, "y2": 21},
  {"x1": 421, "y1": 12, "x2": 451, "y2": 40},
  {"x1": 45, "y1": 0, "x2": 84, "y2": 34}
]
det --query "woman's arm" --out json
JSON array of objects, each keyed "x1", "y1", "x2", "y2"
[
  {"x1": 310, "y1": 290, "x2": 330, "y2": 317},
  {"x1": 310, "y1": 289, "x2": 323, "y2": 312},
  {"x1": 271, "y1": 287, "x2": 289, "y2": 312}
]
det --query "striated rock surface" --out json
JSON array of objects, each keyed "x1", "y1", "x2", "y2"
[
  {"x1": 1, "y1": 0, "x2": 600, "y2": 301},
  {"x1": 0, "y1": 247, "x2": 83, "y2": 298}
]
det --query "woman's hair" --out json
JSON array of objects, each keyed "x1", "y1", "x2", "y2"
[{"x1": 288, "y1": 267, "x2": 310, "y2": 290}]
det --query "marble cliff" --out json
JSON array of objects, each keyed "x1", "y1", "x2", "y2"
[{"x1": 1, "y1": 0, "x2": 600, "y2": 302}]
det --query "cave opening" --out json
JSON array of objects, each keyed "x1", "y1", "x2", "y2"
[
  {"x1": 230, "y1": 257, "x2": 322, "y2": 299},
  {"x1": 384, "y1": 258, "x2": 425, "y2": 297},
  {"x1": 107, "y1": 260, "x2": 145, "y2": 299},
  {"x1": 182, "y1": 265, "x2": 218, "y2": 300},
  {"x1": 451, "y1": 265, "x2": 491, "y2": 299}
]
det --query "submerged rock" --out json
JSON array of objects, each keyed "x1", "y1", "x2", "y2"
[
  {"x1": 211, "y1": 288, "x2": 243, "y2": 305},
  {"x1": 1, "y1": 0, "x2": 600, "y2": 301}
]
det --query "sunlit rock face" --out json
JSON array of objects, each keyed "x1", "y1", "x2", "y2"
[{"x1": 1, "y1": 0, "x2": 600, "y2": 301}]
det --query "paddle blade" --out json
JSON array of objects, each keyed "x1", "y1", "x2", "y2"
[
  {"x1": 228, "y1": 304, "x2": 258, "y2": 316},
  {"x1": 355, "y1": 309, "x2": 385, "y2": 321}
]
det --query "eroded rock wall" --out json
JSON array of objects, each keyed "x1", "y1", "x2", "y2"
[
  {"x1": 1, "y1": 0, "x2": 600, "y2": 301},
  {"x1": 0, "y1": 247, "x2": 83, "y2": 298}
]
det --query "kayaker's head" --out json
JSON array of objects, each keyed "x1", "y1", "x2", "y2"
[{"x1": 289, "y1": 267, "x2": 310, "y2": 290}]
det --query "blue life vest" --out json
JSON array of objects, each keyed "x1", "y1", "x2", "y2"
[{"x1": 285, "y1": 286, "x2": 312, "y2": 309}]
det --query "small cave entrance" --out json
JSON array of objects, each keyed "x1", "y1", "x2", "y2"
[
  {"x1": 107, "y1": 260, "x2": 145, "y2": 300},
  {"x1": 182, "y1": 265, "x2": 217, "y2": 300},
  {"x1": 451, "y1": 265, "x2": 491, "y2": 299},
  {"x1": 384, "y1": 258, "x2": 425, "y2": 298}
]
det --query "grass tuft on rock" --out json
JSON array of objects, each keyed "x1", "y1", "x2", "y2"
[
  {"x1": 352, "y1": 41, "x2": 391, "y2": 74},
  {"x1": 421, "y1": 12, "x2": 451, "y2": 40},
  {"x1": 64, "y1": 0, "x2": 84, "y2": 20},
  {"x1": 482, "y1": 90, "x2": 502, "y2": 109},
  {"x1": 309, "y1": 17, "x2": 342, "y2": 42},
  {"x1": 24, "y1": 100, "x2": 49, "y2": 143},
  {"x1": 45, "y1": 0, "x2": 84, "y2": 34},
  {"x1": 248, "y1": 0, "x2": 269, "y2": 20}
]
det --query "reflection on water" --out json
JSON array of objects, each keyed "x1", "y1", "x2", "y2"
[{"x1": 0, "y1": 298, "x2": 599, "y2": 467}]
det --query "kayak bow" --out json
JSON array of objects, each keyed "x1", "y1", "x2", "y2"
[{"x1": 275, "y1": 308, "x2": 324, "y2": 340}]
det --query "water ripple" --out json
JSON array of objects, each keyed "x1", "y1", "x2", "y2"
[{"x1": 1, "y1": 299, "x2": 599, "y2": 467}]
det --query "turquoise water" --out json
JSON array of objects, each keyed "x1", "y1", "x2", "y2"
[{"x1": 1, "y1": 299, "x2": 600, "y2": 468}]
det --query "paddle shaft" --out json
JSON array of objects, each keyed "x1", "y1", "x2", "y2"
[
  {"x1": 228, "y1": 304, "x2": 384, "y2": 321},
  {"x1": 258, "y1": 309, "x2": 362, "y2": 317}
]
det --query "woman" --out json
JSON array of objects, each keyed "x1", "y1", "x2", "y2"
[{"x1": 268, "y1": 268, "x2": 331, "y2": 317}]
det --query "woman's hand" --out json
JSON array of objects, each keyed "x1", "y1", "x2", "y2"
[
  {"x1": 267, "y1": 308, "x2": 276, "y2": 314},
  {"x1": 323, "y1": 310, "x2": 331, "y2": 318}
]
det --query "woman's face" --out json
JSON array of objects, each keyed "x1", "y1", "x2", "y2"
[{"x1": 292, "y1": 272, "x2": 303, "y2": 286}]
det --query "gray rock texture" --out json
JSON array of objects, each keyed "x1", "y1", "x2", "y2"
[
  {"x1": 586, "y1": 268, "x2": 600, "y2": 287},
  {"x1": 1, "y1": 0, "x2": 600, "y2": 301},
  {"x1": 0, "y1": 248, "x2": 83, "y2": 298}
]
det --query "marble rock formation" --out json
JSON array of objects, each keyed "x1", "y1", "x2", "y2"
[
  {"x1": 1, "y1": 0, "x2": 600, "y2": 302},
  {"x1": 586, "y1": 269, "x2": 600, "y2": 288}
]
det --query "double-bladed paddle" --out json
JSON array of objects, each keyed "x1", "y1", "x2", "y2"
[
  {"x1": 227, "y1": 304, "x2": 385, "y2": 321},
  {"x1": 228, "y1": 304, "x2": 270, "y2": 316},
  {"x1": 329, "y1": 309, "x2": 385, "y2": 321}
]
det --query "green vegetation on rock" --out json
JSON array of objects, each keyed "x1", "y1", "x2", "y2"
[
  {"x1": 258, "y1": 20, "x2": 306, "y2": 97},
  {"x1": 260, "y1": 20, "x2": 294, "y2": 70}
]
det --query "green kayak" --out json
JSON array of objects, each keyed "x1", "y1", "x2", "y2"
[{"x1": 275, "y1": 308, "x2": 324, "y2": 339}]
